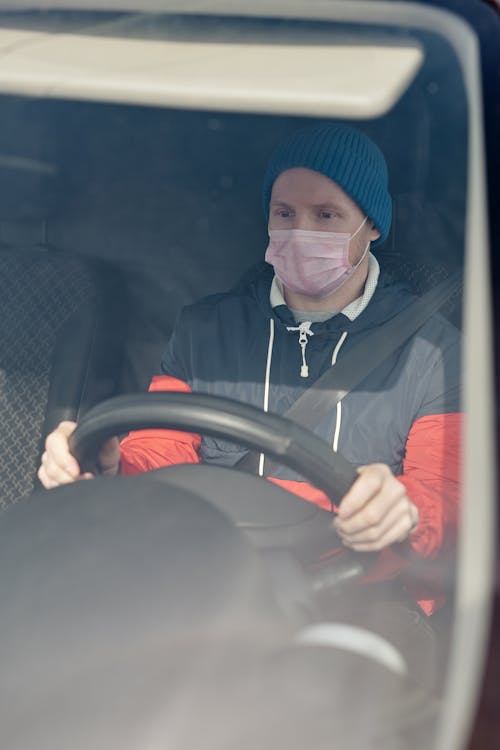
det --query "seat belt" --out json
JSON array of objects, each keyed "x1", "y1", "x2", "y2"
[{"x1": 236, "y1": 270, "x2": 462, "y2": 475}]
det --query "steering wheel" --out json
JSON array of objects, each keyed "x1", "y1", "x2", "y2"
[
  {"x1": 70, "y1": 391, "x2": 368, "y2": 562},
  {"x1": 69, "y1": 391, "x2": 358, "y2": 507},
  {"x1": 69, "y1": 391, "x2": 369, "y2": 592}
]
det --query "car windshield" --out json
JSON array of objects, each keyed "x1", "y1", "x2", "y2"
[{"x1": 0, "y1": 5, "x2": 494, "y2": 750}]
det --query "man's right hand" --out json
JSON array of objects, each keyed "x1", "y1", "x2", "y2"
[{"x1": 38, "y1": 420, "x2": 120, "y2": 489}]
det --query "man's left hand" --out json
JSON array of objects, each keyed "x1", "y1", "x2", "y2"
[{"x1": 333, "y1": 463, "x2": 419, "y2": 551}]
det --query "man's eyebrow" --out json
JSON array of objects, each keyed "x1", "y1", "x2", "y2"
[
  {"x1": 269, "y1": 199, "x2": 346, "y2": 212},
  {"x1": 312, "y1": 202, "x2": 344, "y2": 211}
]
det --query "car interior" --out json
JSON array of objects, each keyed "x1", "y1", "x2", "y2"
[
  {"x1": 0, "y1": 59, "x2": 466, "y2": 506},
  {"x1": 0, "y1": 7, "x2": 493, "y2": 750}
]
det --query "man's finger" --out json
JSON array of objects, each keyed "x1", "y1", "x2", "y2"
[
  {"x1": 340, "y1": 513, "x2": 417, "y2": 552},
  {"x1": 45, "y1": 424, "x2": 80, "y2": 479},
  {"x1": 335, "y1": 481, "x2": 407, "y2": 536},
  {"x1": 336, "y1": 464, "x2": 389, "y2": 520},
  {"x1": 38, "y1": 462, "x2": 77, "y2": 488},
  {"x1": 336, "y1": 497, "x2": 416, "y2": 545}
]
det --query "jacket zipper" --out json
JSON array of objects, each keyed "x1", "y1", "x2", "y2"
[{"x1": 286, "y1": 321, "x2": 314, "y2": 378}]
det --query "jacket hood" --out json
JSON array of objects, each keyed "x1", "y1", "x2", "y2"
[{"x1": 235, "y1": 261, "x2": 415, "y2": 336}]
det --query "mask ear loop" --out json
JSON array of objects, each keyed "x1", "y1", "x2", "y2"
[
  {"x1": 351, "y1": 241, "x2": 370, "y2": 271},
  {"x1": 350, "y1": 215, "x2": 369, "y2": 239},
  {"x1": 348, "y1": 216, "x2": 371, "y2": 271}
]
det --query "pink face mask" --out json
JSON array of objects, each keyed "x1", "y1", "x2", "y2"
[{"x1": 265, "y1": 217, "x2": 369, "y2": 298}]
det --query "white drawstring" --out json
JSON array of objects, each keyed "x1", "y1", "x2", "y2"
[
  {"x1": 331, "y1": 331, "x2": 348, "y2": 452},
  {"x1": 286, "y1": 321, "x2": 314, "y2": 378},
  {"x1": 259, "y1": 318, "x2": 275, "y2": 477}
]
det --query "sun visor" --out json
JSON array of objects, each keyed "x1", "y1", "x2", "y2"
[{"x1": 0, "y1": 21, "x2": 423, "y2": 119}]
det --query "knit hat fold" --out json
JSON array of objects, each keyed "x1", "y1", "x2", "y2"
[{"x1": 262, "y1": 124, "x2": 392, "y2": 246}]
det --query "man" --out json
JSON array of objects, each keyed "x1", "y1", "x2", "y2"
[{"x1": 39, "y1": 124, "x2": 461, "y2": 615}]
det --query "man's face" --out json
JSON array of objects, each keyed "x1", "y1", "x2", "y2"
[{"x1": 268, "y1": 167, "x2": 381, "y2": 265}]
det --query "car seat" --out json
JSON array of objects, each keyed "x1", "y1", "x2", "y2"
[
  {"x1": 0, "y1": 95, "x2": 128, "y2": 509},
  {"x1": 0, "y1": 233, "x2": 126, "y2": 509}
]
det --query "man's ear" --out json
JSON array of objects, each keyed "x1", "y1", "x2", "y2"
[{"x1": 369, "y1": 221, "x2": 381, "y2": 242}]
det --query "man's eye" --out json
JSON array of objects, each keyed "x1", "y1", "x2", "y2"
[
  {"x1": 278, "y1": 210, "x2": 292, "y2": 218},
  {"x1": 320, "y1": 211, "x2": 335, "y2": 219}
]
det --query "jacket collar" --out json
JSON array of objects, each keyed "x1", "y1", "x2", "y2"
[
  {"x1": 246, "y1": 260, "x2": 415, "y2": 336},
  {"x1": 269, "y1": 253, "x2": 381, "y2": 323}
]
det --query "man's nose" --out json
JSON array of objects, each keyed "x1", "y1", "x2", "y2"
[{"x1": 291, "y1": 214, "x2": 313, "y2": 231}]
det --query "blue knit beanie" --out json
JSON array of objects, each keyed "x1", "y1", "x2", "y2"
[{"x1": 262, "y1": 124, "x2": 392, "y2": 246}]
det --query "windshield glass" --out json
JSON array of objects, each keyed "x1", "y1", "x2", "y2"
[{"x1": 0, "y1": 6, "x2": 491, "y2": 750}]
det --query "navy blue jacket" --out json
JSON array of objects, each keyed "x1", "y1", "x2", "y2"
[{"x1": 160, "y1": 263, "x2": 461, "y2": 480}]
